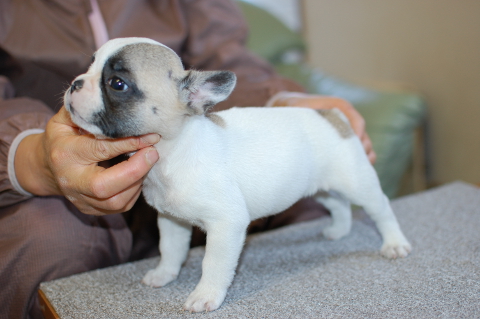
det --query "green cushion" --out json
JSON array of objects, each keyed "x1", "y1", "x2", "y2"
[
  {"x1": 274, "y1": 63, "x2": 426, "y2": 198},
  {"x1": 236, "y1": 1, "x2": 305, "y2": 64}
]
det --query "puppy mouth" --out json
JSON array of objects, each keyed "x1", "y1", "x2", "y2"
[
  {"x1": 72, "y1": 116, "x2": 93, "y2": 136},
  {"x1": 66, "y1": 105, "x2": 95, "y2": 136},
  {"x1": 67, "y1": 102, "x2": 75, "y2": 115},
  {"x1": 77, "y1": 127, "x2": 92, "y2": 135}
]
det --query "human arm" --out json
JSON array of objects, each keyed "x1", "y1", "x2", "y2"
[
  {"x1": 0, "y1": 73, "x2": 159, "y2": 214},
  {"x1": 13, "y1": 107, "x2": 160, "y2": 216},
  {"x1": 266, "y1": 92, "x2": 376, "y2": 164}
]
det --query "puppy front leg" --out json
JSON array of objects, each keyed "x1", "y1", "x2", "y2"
[
  {"x1": 184, "y1": 218, "x2": 248, "y2": 312},
  {"x1": 142, "y1": 215, "x2": 192, "y2": 287}
]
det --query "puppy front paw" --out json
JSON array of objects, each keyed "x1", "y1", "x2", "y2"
[
  {"x1": 380, "y1": 240, "x2": 412, "y2": 259},
  {"x1": 142, "y1": 268, "x2": 178, "y2": 288},
  {"x1": 183, "y1": 287, "x2": 227, "y2": 313},
  {"x1": 322, "y1": 224, "x2": 350, "y2": 240}
]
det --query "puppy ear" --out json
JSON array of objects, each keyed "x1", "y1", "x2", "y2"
[{"x1": 179, "y1": 70, "x2": 236, "y2": 115}]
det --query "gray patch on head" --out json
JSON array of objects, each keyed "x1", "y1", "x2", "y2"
[
  {"x1": 206, "y1": 113, "x2": 226, "y2": 128},
  {"x1": 95, "y1": 42, "x2": 184, "y2": 138},
  {"x1": 121, "y1": 43, "x2": 183, "y2": 74},
  {"x1": 316, "y1": 109, "x2": 354, "y2": 138}
]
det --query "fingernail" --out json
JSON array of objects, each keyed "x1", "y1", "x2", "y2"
[
  {"x1": 141, "y1": 134, "x2": 160, "y2": 145},
  {"x1": 145, "y1": 147, "x2": 159, "y2": 166}
]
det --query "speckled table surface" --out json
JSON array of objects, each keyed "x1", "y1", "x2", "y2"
[{"x1": 40, "y1": 182, "x2": 480, "y2": 318}]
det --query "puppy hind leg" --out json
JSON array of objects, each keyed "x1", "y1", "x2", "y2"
[
  {"x1": 339, "y1": 167, "x2": 411, "y2": 259},
  {"x1": 360, "y1": 192, "x2": 412, "y2": 259},
  {"x1": 316, "y1": 191, "x2": 352, "y2": 240},
  {"x1": 142, "y1": 215, "x2": 192, "y2": 287}
]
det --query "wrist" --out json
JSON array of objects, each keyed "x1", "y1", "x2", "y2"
[{"x1": 14, "y1": 132, "x2": 61, "y2": 196}]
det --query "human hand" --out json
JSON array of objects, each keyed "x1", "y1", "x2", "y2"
[
  {"x1": 15, "y1": 107, "x2": 160, "y2": 215},
  {"x1": 269, "y1": 92, "x2": 377, "y2": 164}
]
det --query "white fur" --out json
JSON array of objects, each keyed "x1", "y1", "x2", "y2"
[
  {"x1": 65, "y1": 38, "x2": 411, "y2": 313},
  {"x1": 141, "y1": 106, "x2": 411, "y2": 312}
]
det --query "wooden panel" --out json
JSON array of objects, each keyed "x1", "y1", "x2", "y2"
[{"x1": 38, "y1": 289, "x2": 60, "y2": 319}]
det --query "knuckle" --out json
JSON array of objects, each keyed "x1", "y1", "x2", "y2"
[
  {"x1": 123, "y1": 138, "x2": 144, "y2": 155},
  {"x1": 89, "y1": 177, "x2": 108, "y2": 198},
  {"x1": 49, "y1": 148, "x2": 69, "y2": 166},
  {"x1": 129, "y1": 137, "x2": 142, "y2": 150},
  {"x1": 334, "y1": 98, "x2": 355, "y2": 112},
  {"x1": 92, "y1": 140, "x2": 111, "y2": 160},
  {"x1": 56, "y1": 175, "x2": 71, "y2": 191}
]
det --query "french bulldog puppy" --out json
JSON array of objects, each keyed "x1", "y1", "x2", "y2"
[{"x1": 64, "y1": 37, "x2": 411, "y2": 312}]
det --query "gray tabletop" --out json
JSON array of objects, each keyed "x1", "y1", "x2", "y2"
[{"x1": 40, "y1": 182, "x2": 480, "y2": 318}]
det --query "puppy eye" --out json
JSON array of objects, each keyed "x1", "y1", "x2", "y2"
[{"x1": 107, "y1": 76, "x2": 129, "y2": 92}]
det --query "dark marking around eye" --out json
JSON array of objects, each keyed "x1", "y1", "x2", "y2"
[
  {"x1": 96, "y1": 47, "x2": 145, "y2": 138},
  {"x1": 112, "y1": 60, "x2": 126, "y2": 72},
  {"x1": 152, "y1": 107, "x2": 158, "y2": 114}
]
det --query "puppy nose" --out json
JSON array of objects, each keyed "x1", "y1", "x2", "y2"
[{"x1": 70, "y1": 79, "x2": 84, "y2": 93}]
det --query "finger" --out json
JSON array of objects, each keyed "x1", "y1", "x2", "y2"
[
  {"x1": 338, "y1": 105, "x2": 365, "y2": 139},
  {"x1": 48, "y1": 107, "x2": 160, "y2": 163},
  {"x1": 80, "y1": 179, "x2": 144, "y2": 215},
  {"x1": 77, "y1": 133, "x2": 160, "y2": 163},
  {"x1": 80, "y1": 146, "x2": 159, "y2": 198},
  {"x1": 361, "y1": 132, "x2": 377, "y2": 164},
  {"x1": 368, "y1": 150, "x2": 377, "y2": 165},
  {"x1": 56, "y1": 106, "x2": 160, "y2": 161},
  {"x1": 314, "y1": 97, "x2": 366, "y2": 139},
  {"x1": 361, "y1": 133, "x2": 373, "y2": 153},
  {"x1": 350, "y1": 117, "x2": 365, "y2": 139}
]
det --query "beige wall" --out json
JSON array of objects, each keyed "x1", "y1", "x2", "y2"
[{"x1": 303, "y1": 0, "x2": 480, "y2": 186}]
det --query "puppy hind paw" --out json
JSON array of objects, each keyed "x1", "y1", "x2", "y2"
[
  {"x1": 380, "y1": 241, "x2": 412, "y2": 259},
  {"x1": 141, "y1": 268, "x2": 178, "y2": 288}
]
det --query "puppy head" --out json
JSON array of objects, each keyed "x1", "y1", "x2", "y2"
[{"x1": 64, "y1": 37, "x2": 236, "y2": 139}]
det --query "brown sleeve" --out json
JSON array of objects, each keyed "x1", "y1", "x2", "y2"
[
  {"x1": 0, "y1": 76, "x2": 53, "y2": 207},
  {"x1": 179, "y1": 0, "x2": 305, "y2": 111}
]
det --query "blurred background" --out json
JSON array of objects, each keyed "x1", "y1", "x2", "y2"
[{"x1": 239, "y1": 0, "x2": 480, "y2": 194}]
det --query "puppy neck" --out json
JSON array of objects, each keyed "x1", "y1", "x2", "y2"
[{"x1": 156, "y1": 113, "x2": 219, "y2": 148}]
